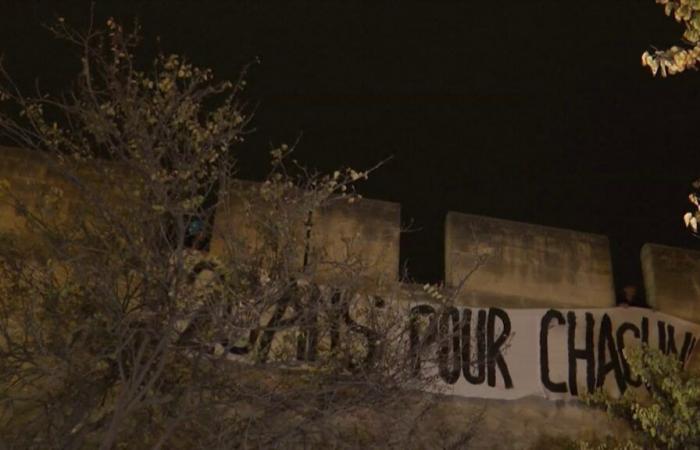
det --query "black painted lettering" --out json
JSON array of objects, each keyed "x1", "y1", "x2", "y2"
[
  {"x1": 409, "y1": 304, "x2": 437, "y2": 376},
  {"x1": 616, "y1": 322, "x2": 642, "y2": 387},
  {"x1": 329, "y1": 291, "x2": 342, "y2": 351},
  {"x1": 257, "y1": 295, "x2": 294, "y2": 363},
  {"x1": 487, "y1": 308, "x2": 513, "y2": 389},
  {"x1": 567, "y1": 311, "x2": 595, "y2": 396},
  {"x1": 685, "y1": 337, "x2": 698, "y2": 366},
  {"x1": 657, "y1": 320, "x2": 667, "y2": 353},
  {"x1": 540, "y1": 309, "x2": 567, "y2": 393},
  {"x1": 343, "y1": 295, "x2": 381, "y2": 369},
  {"x1": 438, "y1": 307, "x2": 461, "y2": 384},
  {"x1": 680, "y1": 332, "x2": 695, "y2": 364},
  {"x1": 596, "y1": 314, "x2": 625, "y2": 393},
  {"x1": 666, "y1": 324, "x2": 679, "y2": 356},
  {"x1": 296, "y1": 285, "x2": 321, "y2": 361},
  {"x1": 462, "y1": 308, "x2": 486, "y2": 384},
  {"x1": 641, "y1": 317, "x2": 649, "y2": 345}
]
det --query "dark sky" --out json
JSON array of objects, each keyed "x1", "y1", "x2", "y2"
[{"x1": 1, "y1": 0, "x2": 699, "y2": 290}]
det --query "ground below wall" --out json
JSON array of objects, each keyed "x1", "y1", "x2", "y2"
[{"x1": 430, "y1": 395, "x2": 630, "y2": 449}]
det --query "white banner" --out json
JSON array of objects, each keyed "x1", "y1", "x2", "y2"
[{"x1": 408, "y1": 305, "x2": 700, "y2": 400}]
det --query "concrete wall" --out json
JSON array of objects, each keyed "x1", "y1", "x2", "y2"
[
  {"x1": 309, "y1": 198, "x2": 400, "y2": 284},
  {"x1": 209, "y1": 182, "x2": 401, "y2": 284},
  {"x1": 5, "y1": 146, "x2": 700, "y2": 448},
  {"x1": 208, "y1": 180, "x2": 273, "y2": 259},
  {"x1": 0, "y1": 146, "x2": 137, "y2": 238},
  {"x1": 0, "y1": 147, "x2": 400, "y2": 285},
  {"x1": 0, "y1": 146, "x2": 93, "y2": 238},
  {"x1": 6, "y1": 144, "x2": 700, "y2": 317},
  {"x1": 642, "y1": 243, "x2": 700, "y2": 324},
  {"x1": 0, "y1": 146, "x2": 51, "y2": 235},
  {"x1": 445, "y1": 212, "x2": 616, "y2": 308}
]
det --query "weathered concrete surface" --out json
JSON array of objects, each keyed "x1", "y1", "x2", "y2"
[
  {"x1": 1, "y1": 147, "x2": 400, "y2": 284},
  {"x1": 642, "y1": 243, "x2": 700, "y2": 324},
  {"x1": 310, "y1": 198, "x2": 400, "y2": 283},
  {"x1": 454, "y1": 395, "x2": 630, "y2": 449},
  {"x1": 0, "y1": 146, "x2": 55, "y2": 235},
  {"x1": 208, "y1": 180, "x2": 269, "y2": 258},
  {"x1": 210, "y1": 182, "x2": 401, "y2": 283},
  {"x1": 445, "y1": 212, "x2": 615, "y2": 308},
  {"x1": 0, "y1": 146, "x2": 138, "y2": 238}
]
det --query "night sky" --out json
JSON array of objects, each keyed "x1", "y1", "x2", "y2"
[{"x1": 1, "y1": 1, "x2": 699, "y2": 294}]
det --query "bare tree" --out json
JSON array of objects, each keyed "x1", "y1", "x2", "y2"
[{"x1": 0, "y1": 17, "x2": 482, "y2": 449}]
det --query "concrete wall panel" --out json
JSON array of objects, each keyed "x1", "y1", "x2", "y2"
[
  {"x1": 311, "y1": 198, "x2": 400, "y2": 283},
  {"x1": 445, "y1": 212, "x2": 615, "y2": 308},
  {"x1": 210, "y1": 183, "x2": 400, "y2": 283},
  {"x1": 642, "y1": 243, "x2": 700, "y2": 323}
]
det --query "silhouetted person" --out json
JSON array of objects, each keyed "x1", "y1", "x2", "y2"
[
  {"x1": 618, "y1": 284, "x2": 644, "y2": 308},
  {"x1": 185, "y1": 216, "x2": 207, "y2": 250}
]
